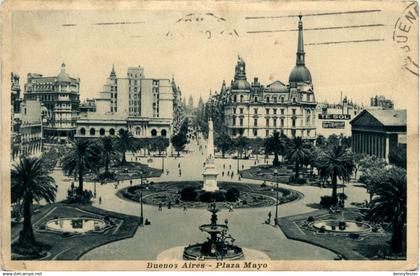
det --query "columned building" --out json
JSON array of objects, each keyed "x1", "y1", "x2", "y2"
[
  {"x1": 24, "y1": 63, "x2": 80, "y2": 143},
  {"x1": 223, "y1": 16, "x2": 317, "y2": 139},
  {"x1": 350, "y1": 109, "x2": 407, "y2": 161}
]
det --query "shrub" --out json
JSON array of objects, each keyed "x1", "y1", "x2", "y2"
[
  {"x1": 225, "y1": 188, "x2": 240, "y2": 202},
  {"x1": 338, "y1": 193, "x2": 348, "y2": 200},
  {"x1": 97, "y1": 171, "x2": 117, "y2": 181},
  {"x1": 320, "y1": 196, "x2": 337, "y2": 208},
  {"x1": 199, "y1": 191, "x2": 225, "y2": 203},
  {"x1": 307, "y1": 216, "x2": 315, "y2": 222},
  {"x1": 65, "y1": 187, "x2": 93, "y2": 204},
  {"x1": 348, "y1": 233, "x2": 360, "y2": 239},
  {"x1": 261, "y1": 183, "x2": 267, "y2": 188},
  {"x1": 180, "y1": 187, "x2": 197, "y2": 201},
  {"x1": 319, "y1": 226, "x2": 326, "y2": 233},
  {"x1": 355, "y1": 216, "x2": 363, "y2": 222},
  {"x1": 289, "y1": 176, "x2": 307, "y2": 185}
]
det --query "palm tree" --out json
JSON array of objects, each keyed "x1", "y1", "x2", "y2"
[
  {"x1": 366, "y1": 167, "x2": 406, "y2": 253},
  {"x1": 318, "y1": 145, "x2": 354, "y2": 203},
  {"x1": 97, "y1": 136, "x2": 117, "y2": 173},
  {"x1": 61, "y1": 139, "x2": 101, "y2": 195},
  {"x1": 116, "y1": 130, "x2": 137, "y2": 164},
  {"x1": 11, "y1": 157, "x2": 57, "y2": 246},
  {"x1": 286, "y1": 137, "x2": 311, "y2": 178},
  {"x1": 265, "y1": 132, "x2": 288, "y2": 167}
]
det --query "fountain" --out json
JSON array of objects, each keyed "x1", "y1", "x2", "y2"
[
  {"x1": 42, "y1": 217, "x2": 111, "y2": 235},
  {"x1": 183, "y1": 203, "x2": 244, "y2": 260},
  {"x1": 202, "y1": 119, "x2": 219, "y2": 192}
]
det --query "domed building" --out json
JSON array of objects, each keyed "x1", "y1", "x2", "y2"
[{"x1": 223, "y1": 15, "x2": 317, "y2": 139}]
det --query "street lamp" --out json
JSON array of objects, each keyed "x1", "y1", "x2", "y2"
[
  {"x1": 274, "y1": 169, "x2": 279, "y2": 225},
  {"x1": 93, "y1": 180, "x2": 96, "y2": 198},
  {"x1": 139, "y1": 170, "x2": 144, "y2": 226}
]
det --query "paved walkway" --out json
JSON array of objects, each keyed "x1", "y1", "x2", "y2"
[{"x1": 46, "y1": 138, "x2": 369, "y2": 260}]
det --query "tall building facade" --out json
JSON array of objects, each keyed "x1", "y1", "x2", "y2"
[
  {"x1": 24, "y1": 63, "x2": 80, "y2": 143},
  {"x1": 223, "y1": 16, "x2": 317, "y2": 139},
  {"x1": 370, "y1": 95, "x2": 394, "y2": 110},
  {"x1": 76, "y1": 66, "x2": 177, "y2": 139}
]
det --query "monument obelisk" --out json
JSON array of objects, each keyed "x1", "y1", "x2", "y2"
[{"x1": 202, "y1": 119, "x2": 219, "y2": 192}]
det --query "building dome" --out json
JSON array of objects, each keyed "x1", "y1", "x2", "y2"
[
  {"x1": 289, "y1": 65, "x2": 312, "y2": 83},
  {"x1": 232, "y1": 79, "x2": 251, "y2": 90}
]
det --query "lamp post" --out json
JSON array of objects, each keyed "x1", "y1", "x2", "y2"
[
  {"x1": 274, "y1": 169, "x2": 279, "y2": 225},
  {"x1": 139, "y1": 171, "x2": 144, "y2": 226},
  {"x1": 162, "y1": 154, "x2": 165, "y2": 172},
  {"x1": 93, "y1": 180, "x2": 97, "y2": 198}
]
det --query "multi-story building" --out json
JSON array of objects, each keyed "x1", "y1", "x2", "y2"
[
  {"x1": 370, "y1": 95, "x2": 394, "y2": 110},
  {"x1": 24, "y1": 63, "x2": 80, "y2": 143},
  {"x1": 79, "y1": 98, "x2": 96, "y2": 116},
  {"x1": 76, "y1": 66, "x2": 177, "y2": 139},
  {"x1": 223, "y1": 16, "x2": 317, "y2": 139},
  {"x1": 11, "y1": 73, "x2": 22, "y2": 151},
  {"x1": 315, "y1": 96, "x2": 363, "y2": 137},
  {"x1": 99, "y1": 65, "x2": 118, "y2": 113}
]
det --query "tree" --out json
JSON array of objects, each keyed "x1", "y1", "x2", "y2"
[
  {"x1": 251, "y1": 137, "x2": 264, "y2": 161},
  {"x1": 61, "y1": 139, "x2": 101, "y2": 195},
  {"x1": 366, "y1": 167, "x2": 406, "y2": 253},
  {"x1": 12, "y1": 157, "x2": 57, "y2": 246},
  {"x1": 116, "y1": 130, "x2": 137, "y2": 164},
  {"x1": 388, "y1": 144, "x2": 407, "y2": 169},
  {"x1": 327, "y1": 134, "x2": 340, "y2": 147},
  {"x1": 171, "y1": 132, "x2": 188, "y2": 156},
  {"x1": 265, "y1": 132, "x2": 287, "y2": 167},
  {"x1": 215, "y1": 131, "x2": 232, "y2": 158},
  {"x1": 286, "y1": 137, "x2": 311, "y2": 178},
  {"x1": 317, "y1": 145, "x2": 355, "y2": 204},
  {"x1": 316, "y1": 135, "x2": 326, "y2": 148},
  {"x1": 97, "y1": 136, "x2": 117, "y2": 173},
  {"x1": 234, "y1": 136, "x2": 250, "y2": 159},
  {"x1": 150, "y1": 137, "x2": 170, "y2": 156}
]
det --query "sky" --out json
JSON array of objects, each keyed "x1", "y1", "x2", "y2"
[{"x1": 9, "y1": 1, "x2": 418, "y2": 108}]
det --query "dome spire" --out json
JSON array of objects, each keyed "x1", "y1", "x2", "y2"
[
  {"x1": 110, "y1": 64, "x2": 116, "y2": 78},
  {"x1": 296, "y1": 14, "x2": 305, "y2": 66}
]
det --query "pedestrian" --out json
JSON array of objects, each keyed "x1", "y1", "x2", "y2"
[
  {"x1": 268, "y1": 211, "x2": 272, "y2": 219},
  {"x1": 178, "y1": 163, "x2": 180, "y2": 168},
  {"x1": 222, "y1": 171, "x2": 224, "y2": 177},
  {"x1": 229, "y1": 164, "x2": 231, "y2": 169},
  {"x1": 242, "y1": 164, "x2": 244, "y2": 169},
  {"x1": 130, "y1": 179, "x2": 133, "y2": 186},
  {"x1": 168, "y1": 201, "x2": 172, "y2": 209},
  {"x1": 183, "y1": 204, "x2": 187, "y2": 212},
  {"x1": 179, "y1": 169, "x2": 182, "y2": 177},
  {"x1": 203, "y1": 162, "x2": 206, "y2": 167},
  {"x1": 225, "y1": 219, "x2": 228, "y2": 225},
  {"x1": 231, "y1": 172, "x2": 234, "y2": 179},
  {"x1": 99, "y1": 196, "x2": 102, "y2": 205},
  {"x1": 223, "y1": 164, "x2": 225, "y2": 169},
  {"x1": 238, "y1": 175, "x2": 241, "y2": 181},
  {"x1": 158, "y1": 203, "x2": 162, "y2": 211},
  {"x1": 254, "y1": 161, "x2": 257, "y2": 165},
  {"x1": 229, "y1": 205, "x2": 234, "y2": 212},
  {"x1": 166, "y1": 169, "x2": 169, "y2": 175}
]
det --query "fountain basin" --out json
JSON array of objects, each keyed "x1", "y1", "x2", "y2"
[
  {"x1": 312, "y1": 220, "x2": 371, "y2": 233},
  {"x1": 183, "y1": 243, "x2": 244, "y2": 260},
  {"x1": 199, "y1": 224, "x2": 228, "y2": 233},
  {"x1": 42, "y1": 217, "x2": 111, "y2": 235}
]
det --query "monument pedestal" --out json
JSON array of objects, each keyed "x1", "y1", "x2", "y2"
[{"x1": 202, "y1": 164, "x2": 219, "y2": 192}]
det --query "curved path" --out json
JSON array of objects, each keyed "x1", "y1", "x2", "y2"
[{"x1": 50, "y1": 139, "x2": 369, "y2": 260}]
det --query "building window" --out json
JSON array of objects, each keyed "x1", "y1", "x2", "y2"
[
  {"x1": 281, "y1": 109, "x2": 284, "y2": 115},
  {"x1": 233, "y1": 95, "x2": 237, "y2": 102},
  {"x1": 273, "y1": 97, "x2": 277, "y2": 103},
  {"x1": 254, "y1": 96, "x2": 258, "y2": 102},
  {"x1": 232, "y1": 117, "x2": 236, "y2": 126},
  {"x1": 239, "y1": 118, "x2": 243, "y2": 126},
  {"x1": 109, "y1": 128, "x2": 115, "y2": 135},
  {"x1": 90, "y1": 128, "x2": 95, "y2": 136},
  {"x1": 254, "y1": 108, "x2": 258, "y2": 114},
  {"x1": 151, "y1": 129, "x2": 157, "y2": 137},
  {"x1": 291, "y1": 129, "x2": 296, "y2": 137},
  {"x1": 240, "y1": 95, "x2": 243, "y2": 103},
  {"x1": 293, "y1": 97, "x2": 297, "y2": 103},
  {"x1": 253, "y1": 129, "x2": 258, "y2": 136},
  {"x1": 266, "y1": 118, "x2": 270, "y2": 127},
  {"x1": 273, "y1": 118, "x2": 277, "y2": 127},
  {"x1": 233, "y1": 108, "x2": 236, "y2": 114},
  {"x1": 119, "y1": 128, "x2": 124, "y2": 135},
  {"x1": 254, "y1": 118, "x2": 258, "y2": 127},
  {"x1": 136, "y1": 127, "x2": 141, "y2": 135},
  {"x1": 273, "y1": 109, "x2": 277, "y2": 115},
  {"x1": 80, "y1": 128, "x2": 85, "y2": 135},
  {"x1": 280, "y1": 118, "x2": 284, "y2": 127},
  {"x1": 161, "y1": 129, "x2": 167, "y2": 136},
  {"x1": 266, "y1": 129, "x2": 269, "y2": 137},
  {"x1": 292, "y1": 109, "x2": 296, "y2": 115},
  {"x1": 281, "y1": 97, "x2": 284, "y2": 103},
  {"x1": 240, "y1": 108, "x2": 244, "y2": 114},
  {"x1": 292, "y1": 119, "x2": 296, "y2": 127},
  {"x1": 266, "y1": 96, "x2": 270, "y2": 103},
  {"x1": 99, "y1": 128, "x2": 105, "y2": 136},
  {"x1": 265, "y1": 108, "x2": 269, "y2": 115},
  {"x1": 307, "y1": 94, "x2": 310, "y2": 101},
  {"x1": 232, "y1": 129, "x2": 237, "y2": 136},
  {"x1": 307, "y1": 130, "x2": 310, "y2": 137}
]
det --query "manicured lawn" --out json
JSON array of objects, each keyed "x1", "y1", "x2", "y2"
[
  {"x1": 277, "y1": 208, "x2": 406, "y2": 260},
  {"x1": 11, "y1": 203, "x2": 139, "y2": 260}
]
